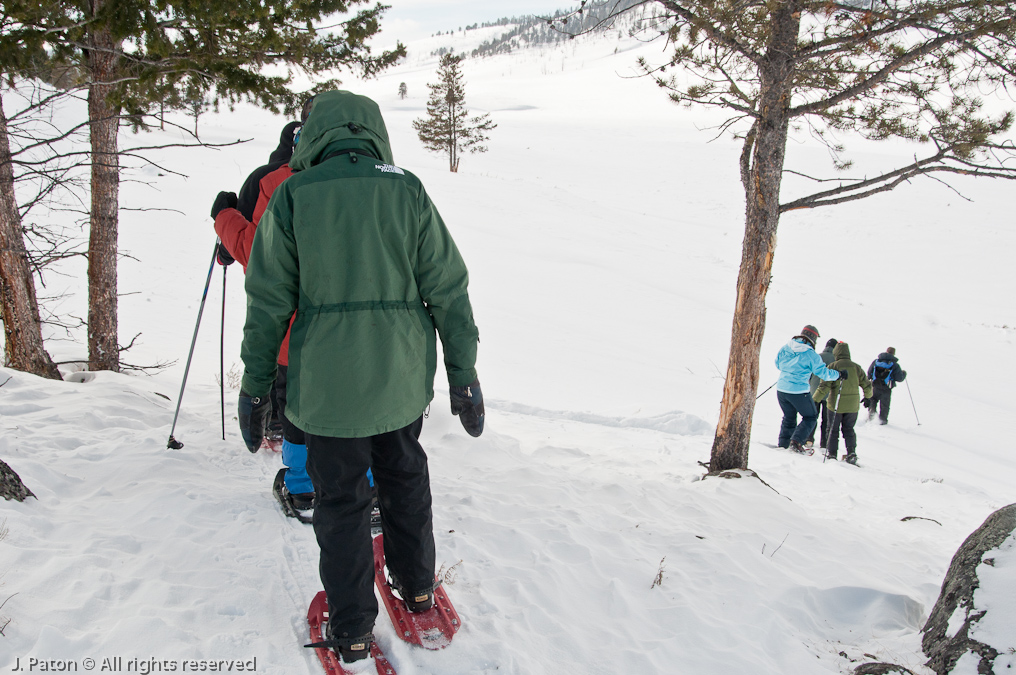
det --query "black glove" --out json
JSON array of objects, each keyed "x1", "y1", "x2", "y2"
[
  {"x1": 838, "y1": 370, "x2": 849, "y2": 381},
  {"x1": 210, "y1": 191, "x2": 238, "y2": 219},
  {"x1": 216, "y1": 242, "x2": 235, "y2": 266},
  {"x1": 862, "y1": 397, "x2": 871, "y2": 409},
  {"x1": 238, "y1": 390, "x2": 272, "y2": 453},
  {"x1": 450, "y1": 379, "x2": 484, "y2": 437}
]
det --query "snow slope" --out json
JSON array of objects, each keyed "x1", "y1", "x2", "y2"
[{"x1": 2, "y1": 22, "x2": 1014, "y2": 675}]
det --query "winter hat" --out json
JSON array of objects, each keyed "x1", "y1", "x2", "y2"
[
  {"x1": 825, "y1": 338, "x2": 838, "y2": 348},
  {"x1": 795, "y1": 325, "x2": 819, "y2": 346},
  {"x1": 887, "y1": 346, "x2": 896, "y2": 355}
]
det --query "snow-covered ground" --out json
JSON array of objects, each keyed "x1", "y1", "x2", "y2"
[{"x1": 2, "y1": 20, "x2": 1014, "y2": 675}]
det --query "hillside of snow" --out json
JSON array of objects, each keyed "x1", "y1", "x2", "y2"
[{"x1": 2, "y1": 21, "x2": 1014, "y2": 675}]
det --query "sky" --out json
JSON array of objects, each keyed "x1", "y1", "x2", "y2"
[{"x1": 372, "y1": 0, "x2": 575, "y2": 44}]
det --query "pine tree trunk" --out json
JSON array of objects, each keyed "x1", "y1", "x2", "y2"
[
  {"x1": 709, "y1": 5, "x2": 800, "y2": 472},
  {"x1": 86, "y1": 11, "x2": 121, "y2": 372},
  {"x1": 0, "y1": 93, "x2": 62, "y2": 380}
]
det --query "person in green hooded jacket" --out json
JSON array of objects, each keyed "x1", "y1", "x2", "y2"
[
  {"x1": 236, "y1": 90, "x2": 483, "y2": 663},
  {"x1": 813, "y1": 342, "x2": 873, "y2": 465}
]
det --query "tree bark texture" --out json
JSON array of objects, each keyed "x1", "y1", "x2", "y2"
[
  {"x1": 86, "y1": 9, "x2": 121, "y2": 372},
  {"x1": 0, "y1": 93, "x2": 62, "y2": 379},
  {"x1": 709, "y1": 5, "x2": 800, "y2": 471}
]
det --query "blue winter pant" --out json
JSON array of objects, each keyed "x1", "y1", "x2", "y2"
[{"x1": 777, "y1": 391, "x2": 818, "y2": 447}]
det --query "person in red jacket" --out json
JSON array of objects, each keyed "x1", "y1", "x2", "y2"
[{"x1": 210, "y1": 116, "x2": 311, "y2": 517}]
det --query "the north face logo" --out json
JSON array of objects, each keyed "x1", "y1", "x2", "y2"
[{"x1": 375, "y1": 163, "x2": 405, "y2": 175}]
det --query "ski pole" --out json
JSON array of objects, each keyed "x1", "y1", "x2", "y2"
[
  {"x1": 220, "y1": 263, "x2": 227, "y2": 441},
  {"x1": 756, "y1": 381, "x2": 777, "y2": 400},
  {"x1": 905, "y1": 379, "x2": 920, "y2": 426},
  {"x1": 167, "y1": 240, "x2": 220, "y2": 449}
]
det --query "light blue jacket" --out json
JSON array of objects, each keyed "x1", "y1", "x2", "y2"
[{"x1": 775, "y1": 338, "x2": 840, "y2": 394}]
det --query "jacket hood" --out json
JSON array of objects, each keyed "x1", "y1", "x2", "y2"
[
  {"x1": 268, "y1": 121, "x2": 300, "y2": 164},
  {"x1": 289, "y1": 90, "x2": 394, "y2": 171},
  {"x1": 833, "y1": 342, "x2": 851, "y2": 360},
  {"x1": 877, "y1": 352, "x2": 898, "y2": 363},
  {"x1": 786, "y1": 338, "x2": 814, "y2": 353}
]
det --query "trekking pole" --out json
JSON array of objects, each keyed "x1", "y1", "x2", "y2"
[
  {"x1": 905, "y1": 379, "x2": 921, "y2": 426},
  {"x1": 167, "y1": 240, "x2": 220, "y2": 449},
  {"x1": 220, "y1": 263, "x2": 227, "y2": 441},
  {"x1": 756, "y1": 381, "x2": 778, "y2": 400}
]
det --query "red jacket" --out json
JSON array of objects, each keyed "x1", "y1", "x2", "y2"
[{"x1": 214, "y1": 164, "x2": 295, "y2": 365}]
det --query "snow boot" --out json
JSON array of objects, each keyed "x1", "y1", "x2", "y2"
[
  {"x1": 324, "y1": 626, "x2": 374, "y2": 664},
  {"x1": 845, "y1": 453, "x2": 859, "y2": 465},
  {"x1": 789, "y1": 440, "x2": 814, "y2": 456},
  {"x1": 291, "y1": 491, "x2": 315, "y2": 511},
  {"x1": 389, "y1": 574, "x2": 437, "y2": 613}
]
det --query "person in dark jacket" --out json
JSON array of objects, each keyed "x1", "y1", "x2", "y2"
[
  {"x1": 814, "y1": 342, "x2": 873, "y2": 465},
  {"x1": 866, "y1": 346, "x2": 907, "y2": 425},
  {"x1": 237, "y1": 90, "x2": 484, "y2": 664},
  {"x1": 806, "y1": 338, "x2": 838, "y2": 449},
  {"x1": 774, "y1": 325, "x2": 843, "y2": 454},
  {"x1": 210, "y1": 116, "x2": 313, "y2": 513}
]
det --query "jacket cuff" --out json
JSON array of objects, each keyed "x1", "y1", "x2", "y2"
[
  {"x1": 240, "y1": 373, "x2": 272, "y2": 399},
  {"x1": 447, "y1": 367, "x2": 477, "y2": 388}
]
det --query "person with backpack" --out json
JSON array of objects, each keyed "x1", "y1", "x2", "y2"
[
  {"x1": 807, "y1": 337, "x2": 838, "y2": 450},
  {"x1": 236, "y1": 90, "x2": 483, "y2": 664},
  {"x1": 866, "y1": 346, "x2": 907, "y2": 425},
  {"x1": 813, "y1": 342, "x2": 873, "y2": 465},
  {"x1": 774, "y1": 325, "x2": 844, "y2": 454},
  {"x1": 211, "y1": 101, "x2": 313, "y2": 518}
]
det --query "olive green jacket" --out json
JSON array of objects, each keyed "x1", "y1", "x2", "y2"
[
  {"x1": 813, "y1": 342, "x2": 873, "y2": 414},
  {"x1": 240, "y1": 90, "x2": 479, "y2": 437}
]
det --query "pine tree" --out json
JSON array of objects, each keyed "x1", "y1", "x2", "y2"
[
  {"x1": 0, "y1": 1, "x2": 405, "y2": 372},
  {"x1": 0, "y1": 90, "x2": 61, "y2": 380},
  {"x1": 560, "y1": 0, "x2": 1016, "y2": 472},
  {"x1": 398, "y1": 82, "x2": 408, "y2": 99},
  {"x1": 413, "y1": 54, "x2": 496, "y2": 172}
]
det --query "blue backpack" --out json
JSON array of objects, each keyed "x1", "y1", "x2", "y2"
[{"x1": 873, "y1": 360, "x2": 902, "y2": 385}]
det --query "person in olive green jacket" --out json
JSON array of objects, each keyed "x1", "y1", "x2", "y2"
[
  {"x1": 236, "y1": 90, "x2": 483, "y2": 663},
  {"x1": 813, "y1": 342, "x2": 873, "y2": 465}
]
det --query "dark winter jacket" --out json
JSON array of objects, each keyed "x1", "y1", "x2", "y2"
[
  {"x1": 236, "y1": 121, "x2": 300, "y2": 220},
  {"x1": 814, "y1": 343, "x2": 873, "y2": 414},
  {"x1": 215, "y1": 164, "x2": 293, "y2": 271},
  {"x1": 867, "y1": 352, "x2": 906, "y2": 389},
  {"x1": 240, "y1": 90, "x2": 479, "y2": 437},
  {"x1": 214, "y1": 164, "x2": 294, "y2": 365},
  {"x1": 809, "y1": 343, "x2": 836, "y2": 396}
]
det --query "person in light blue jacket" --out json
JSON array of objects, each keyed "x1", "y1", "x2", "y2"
[{"x1": 775, "y1": 325, "x2": 843, "y2": 453}]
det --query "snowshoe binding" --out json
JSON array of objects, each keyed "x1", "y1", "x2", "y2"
[
  {"x1": 789, "y1": 440, "x2": 815, "y2": 456},
  {"x1": 272, "y1": 468, "x2": 314, "y2": 524}
]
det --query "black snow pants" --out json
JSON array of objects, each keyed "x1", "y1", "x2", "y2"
[
  {"x1": 827, "y1": 412, "x2": 858, "y2": 458},
  {"x1": 869, "y1": 382, "x2": 892, "y2": 423},
  {"x1": 807, "y1": 400, "x2": 830, "y2": 447},
  {"x1": 305, "y1": 416, "x2": 435, "y2": 638}
]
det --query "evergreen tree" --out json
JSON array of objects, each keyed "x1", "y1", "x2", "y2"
[
  {"x1": 398, "y1": 82, "x2": 408, "y2": 99},
  {"x1": 0, "y1": 1, "x2": 405, "y2": 372},
  {"x1": 559, "y1": 0, "x2": 1016, "y2": 472},
  {"x1": 413, "y1": 54, "x2": 496, "y2": 172}
]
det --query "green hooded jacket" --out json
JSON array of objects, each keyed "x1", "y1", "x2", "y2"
[
  {"x1": 240, "y1": 90, "x2": 479, "y2": 437},
  {"x1": 813, "y1": 342, "x2": 873, "y2": 414}
]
